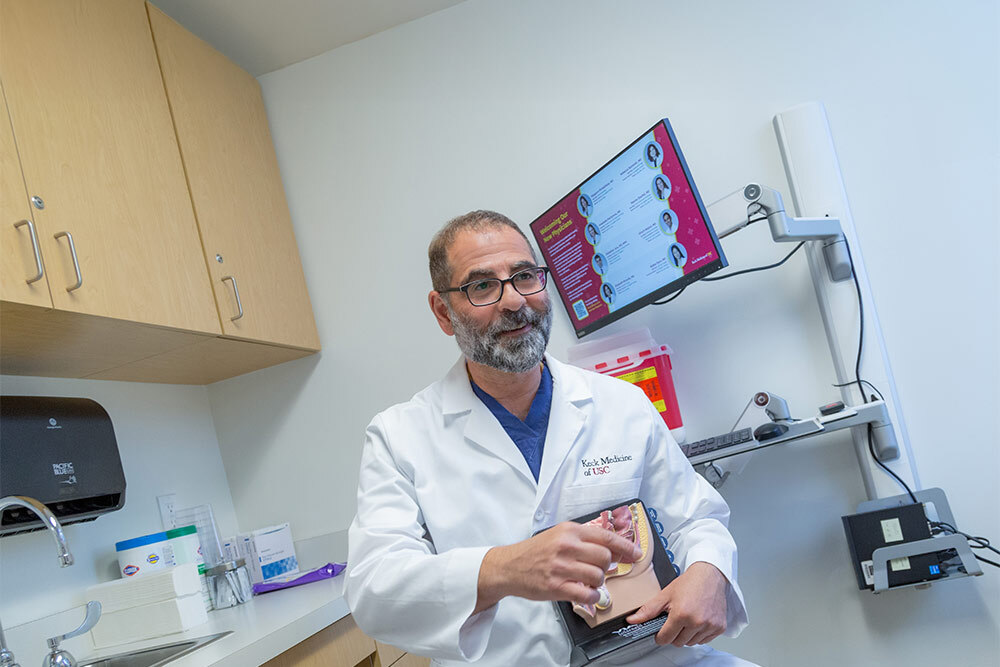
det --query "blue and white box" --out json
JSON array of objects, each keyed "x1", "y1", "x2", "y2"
[{"x1": 253, "y1": 523, "x2": 299, "y2": 582}]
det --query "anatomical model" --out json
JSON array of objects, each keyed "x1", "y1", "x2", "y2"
[{"x1": 571, "y1": 501, "x2": 659, "y2": 628}]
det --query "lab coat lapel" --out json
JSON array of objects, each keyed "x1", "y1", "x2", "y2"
[
  {"x1": 536, "y1": 356, "x2": 593, "y2": 502},
  {"x1": 440, "y1": 356, "x2": 536, "y2": 486}
]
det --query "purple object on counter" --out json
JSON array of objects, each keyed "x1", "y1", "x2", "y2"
[{"x1": 252, "y1": 562, "x2": 346, "y2": 595}]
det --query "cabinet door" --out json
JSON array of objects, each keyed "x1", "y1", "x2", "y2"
[
  {"x1": 389, "y1": 655, "x2": 431, "y2": 667},
  {"x1": 0, "y1": 0, "x2": 221, "y2": 334},
  {"x1": 375, "y1": 642, "x2": 406, "y2": 667},
  {"x1": 262, "y1": 615, "x2": 374, "y2": 667},
  {"x1": 1, "y1": 81, "x2": 52, "y2": 308},
  {"x1": 148, "y1": 5, "x2": 320, "y2": 350}
]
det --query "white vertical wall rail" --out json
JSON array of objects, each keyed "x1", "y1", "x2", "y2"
[{"x1": 773, "y1": 102, "x2": 920, "y2": 501}]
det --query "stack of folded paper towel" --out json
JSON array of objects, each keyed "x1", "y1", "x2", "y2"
[{"x1": 87, "y1": 563, "x2": 208, "y2": 648}]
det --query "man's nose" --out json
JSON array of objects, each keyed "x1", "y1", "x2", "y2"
[{"x1": 498, "y1": 282, "x2": 527, "y2": 311}]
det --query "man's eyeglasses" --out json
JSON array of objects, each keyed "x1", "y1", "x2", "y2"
[{"x1": 439, "y1": 267, "x2": 550, "y2": 306}]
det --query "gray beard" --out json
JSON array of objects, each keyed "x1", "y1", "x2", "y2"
[{"x1": 448, "y1": 300, "x2": 553, "y2": 373}]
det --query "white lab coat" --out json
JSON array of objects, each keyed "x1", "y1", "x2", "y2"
[{"x1": 345, "y1": 355, "x2": 749, "y2": 666}]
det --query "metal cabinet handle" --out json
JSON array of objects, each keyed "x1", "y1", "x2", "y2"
[
  {"x1": 13, "y1": 219, "x2": 44, "y2": 283},
  {"x1": 53, "y1": 231, "x2": 83, "y2": 291},
  {"x1": 221, "y1": 275, "x2": 244, "y2": 321}
]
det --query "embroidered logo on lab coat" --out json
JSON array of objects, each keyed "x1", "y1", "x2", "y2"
[{"x1": 581, "y1": 454, "x2": 633, "y2": 476}]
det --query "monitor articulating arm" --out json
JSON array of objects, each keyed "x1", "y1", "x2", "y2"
[{"x1": 708, "y1": 183, "x2": 853, "y2": 282}]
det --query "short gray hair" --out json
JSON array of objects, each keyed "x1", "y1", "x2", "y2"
[{"x1": 428, "y1": 210, "x2": 536, "y2": 292}]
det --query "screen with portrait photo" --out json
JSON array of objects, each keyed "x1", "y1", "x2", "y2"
[{"x1": 530, "y1": 119, "x2": 727, "y2": 338}]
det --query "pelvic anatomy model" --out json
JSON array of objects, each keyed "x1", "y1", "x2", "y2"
[{"x1": 572, "y1": 501, "x2": 659, "y2": 628}]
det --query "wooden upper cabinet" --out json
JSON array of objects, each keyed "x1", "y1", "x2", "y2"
[
  {"x1": 0, "y1": 81, "x2": 52, "y2": 309},
  {"x1": 0, "y1": 0, "x2": 221, "y2": 335},
  {"x1": 148, "y1": 5, "x2": 321, "y2": 351}
]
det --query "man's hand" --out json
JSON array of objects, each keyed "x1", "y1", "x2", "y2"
[
  {"x1": 474, "y1": 522, "x2": 642, "y2": 614},
  {"x1": 626, "y1": 561, "x2": 729, "y2": 647}
]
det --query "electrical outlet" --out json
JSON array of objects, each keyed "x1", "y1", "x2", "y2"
[{"x1": 157, "y1": 493, "x2": 177, "y2": 529}]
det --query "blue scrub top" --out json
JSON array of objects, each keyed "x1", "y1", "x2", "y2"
[{"x1": 470, "y1": 364, "x2": 553, "y2": 482}]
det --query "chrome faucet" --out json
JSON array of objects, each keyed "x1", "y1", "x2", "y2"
[
  {"x1": 42, "y1": 602, "x2": 101, "y2": 667},
  {"x1": 0, "y1": 496, "x2": 76, "y2": 667}
]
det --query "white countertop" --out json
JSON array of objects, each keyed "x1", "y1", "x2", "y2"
[
  {"x1": 7, "y1": 575, "x2": 352, "y2": 667},
  {"x1": 172, "y1": 576, "x2": 350, "y2": 667}
]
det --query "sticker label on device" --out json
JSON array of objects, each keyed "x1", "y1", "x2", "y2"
[
  {"x1": 880, "y1": 518, "x2": 904, "y2": 543},
  {"x1": 861, "y1": 560, "x2": 875, "y2": 586},
  {"x1": 889, "y1": 557, "x2": 911, "y2": 572}
]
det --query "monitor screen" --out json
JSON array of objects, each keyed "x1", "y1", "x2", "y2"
[{"x1": 530, "y1": 119, "x2": 726, "y2": 338}]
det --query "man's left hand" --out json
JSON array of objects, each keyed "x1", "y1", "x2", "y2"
[{"x1": 626, "y1": 561, "x2": 729, "y2": 647}]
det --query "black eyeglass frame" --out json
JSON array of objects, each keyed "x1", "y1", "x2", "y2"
[{"x1": 438, "y1": 266, "x2": 550, "y2": 306}]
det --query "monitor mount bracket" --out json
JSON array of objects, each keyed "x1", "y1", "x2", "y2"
[{"x1": 708, "y1": 183, "x2": 853, "y2": 282}]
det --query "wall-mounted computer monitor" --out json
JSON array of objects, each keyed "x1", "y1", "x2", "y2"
[{"x1": 530, "y1": 119, "x2": 726, "y2": 338}]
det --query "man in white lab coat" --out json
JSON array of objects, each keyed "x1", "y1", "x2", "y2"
[{"x1": 346, "y1": 211, "x2": 755, "y2": 666}]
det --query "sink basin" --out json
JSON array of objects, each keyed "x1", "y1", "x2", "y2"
[{"x1": 76, "y1": 631, "x2": 231, "y2": 667}]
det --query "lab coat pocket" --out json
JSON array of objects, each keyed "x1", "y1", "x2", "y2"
[{"x1": 560, "y1": 476, "x2": 643, "y2": 520}]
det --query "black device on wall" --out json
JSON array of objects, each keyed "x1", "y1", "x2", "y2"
[
  {"x1": 842, "y1": 503, "x2": 947, "y2": 590},
  {"x1": 0, "y1": 396, "x2": 126, "y2": 536}
]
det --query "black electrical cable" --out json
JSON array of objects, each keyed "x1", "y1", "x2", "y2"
[
  {"x1": 974, "y1": 555, "x2": 1000, "y2": 568},
  {"x1": 866, "y1": 422, "x2": 917, "y2": 503},
  {"x1": 932, "y1": 521, "x2": 1000, "y2": 556},
  {"x1": 843, "y1": 240, "x2": 866, "y2": 401},
  {"x1": 914, "y1": 459, "x2": 1000, "y2": 572},
  {"x1": 833, "y1": 379, "x2": 884, "y2": 402},
  {"x1": 843, "y1": 239, "x2": 921, "y2": 503},
  {"x1": 652, "y1": 240, "x2": 803, "y2": 303},
  {"x1": 843, "y1": 243, "x2": 998, "y2": 573},
  {"x1": 652, "y1": 212, "x2": 798, "y2": 305},
  {"x1": 651, "y1": 286, "x2": 685, "y2": 305},
  {"x1": 702, "y1": 242, "x2": 805, "y2": 282},
  {"x1": 927, "y1": 516, "x2": 1000, "y2": 569}
]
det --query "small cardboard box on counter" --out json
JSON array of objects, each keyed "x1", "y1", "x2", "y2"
[{"x1": 223, "y1": 522, "x2": 299, "y2": 585}]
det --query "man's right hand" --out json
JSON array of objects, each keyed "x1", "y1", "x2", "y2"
[{"x1": 474, "y1": 522, "x2": 643, "y2": 614}]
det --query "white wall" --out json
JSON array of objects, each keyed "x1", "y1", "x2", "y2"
[
  {"x1": 207, "y1": 0, "x2": 999, "y2": 664},
  {"x1": 0, "y1": 376, "x2": 239, "y2": 629}
]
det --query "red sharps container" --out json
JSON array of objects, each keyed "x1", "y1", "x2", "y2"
[{"x1": 567, "y1": 328, "x2": 686, "y2": 443}]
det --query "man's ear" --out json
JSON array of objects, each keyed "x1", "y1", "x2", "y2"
[{"x1": 428, "y1": 291, "x2": 455, "y2": 336}]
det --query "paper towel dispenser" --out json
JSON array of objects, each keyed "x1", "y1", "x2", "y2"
[{"x1": 0, "y1": 396, "x2": 127, "y2": 536}]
